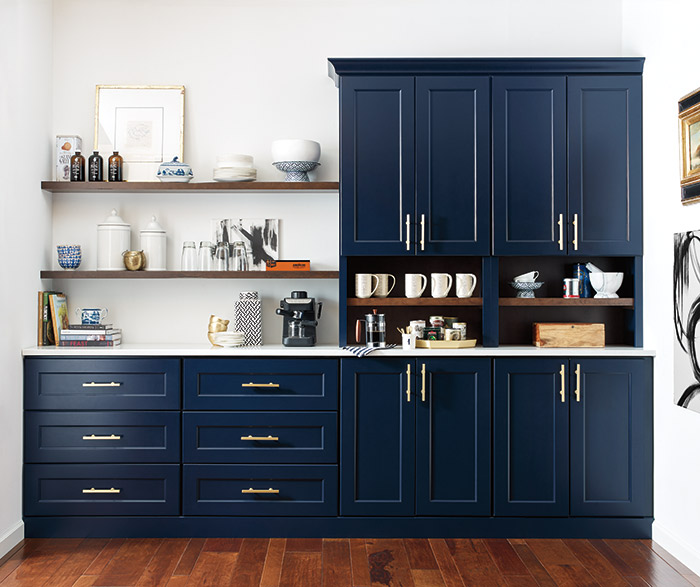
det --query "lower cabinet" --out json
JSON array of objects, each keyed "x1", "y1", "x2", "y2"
[
  {"x1": 494, "y1": 357, "x2": 653, "y2": 517},
  {"x1": 340, "y1": 357, "x2": 491, "y2": 516}
]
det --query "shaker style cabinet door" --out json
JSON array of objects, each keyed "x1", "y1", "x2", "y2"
[
  {"x1": 340, "y1": 359, "x2": 415, "y2": 515},
  {"x1": 494, "y1": 358, "x2": 569, "y2": 516},
  {"x1": 568, "y1": 76, "x2": 643, "y2": 255},
  {"x1": 339, "y1": 77, "x2": 415, "y2": 255},
  {"x1": 415, "y1": 77, "x2": 490, "y2": 255},
  {"x1": 492, "y1": 77, "x2": 567, "y2": 255},
  {"x1": 569, "y1": 358, "x2": 652, "y2": 517},
  {"x1": 415, "y1": 358, "x2": 491, "y2": 516}
]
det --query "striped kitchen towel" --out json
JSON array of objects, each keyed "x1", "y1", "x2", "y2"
[{"x1": 342, "y1": 344, "x2": 397, "y2": 357}]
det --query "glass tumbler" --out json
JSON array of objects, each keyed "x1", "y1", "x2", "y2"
[
  {"x1": 181, "y1": 241, "x2": 197, "y2": 271},
  {"x1": 231, "y1": 241, "x2": 249, "y2": 271},
  {"x1": 198, "y1": 241, "x2": 214, "y2": 271},
  {"x1": 214, "y1": 242, "x2": 229, "y2": 271}
]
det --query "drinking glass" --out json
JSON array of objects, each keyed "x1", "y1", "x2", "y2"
[
  {"x1": 198, "y1": 241, "x2": 214, "y2": 271},
  {"x1": 181, "y1": 241, "x2": 197, "y2": 271},
  {"x1": 214, "y1": 242, "x2": 229, "y2": 271},
  {"x1": 231, "y1": 241, "x2": 249, "y2": 271}
]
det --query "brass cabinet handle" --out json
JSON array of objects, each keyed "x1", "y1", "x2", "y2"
[
  {"x1": 420, "y1": 214, "x2": 425, "y2": 251},
  {"x1": 82, "y1": 487, "x2": 120, "y2": 494},
  {"x1": 406, "y1": 214, "x2": 411, "y2": 251},
  {"x1": 557, "y1": 214, "x2": 564, "y2": 251},
  {"x1": 406, "y1": 363, "x2": 411, "y2": 402},
  {"x1": 241, "y1": 435, "x2": 279, "y2": 441},
  {"x1": 559, "y1": 364, "x2": 566, "y2": 403},
  {"x1": 242, "y1": 487, "x2": 279, "y2": 494},
  {"x1": 420, "y1": 363, "x2": 426, "y2": 402},
  {"x1": 82, "y1": 434, "x2": 121, "y2": 441},
  {"x1": 82, "y1": 382, "x2": 121, "y2": 388},
  {"x1": 573, "y1": 213, "x2": 579, "y2": 250},
  {"x1": 241, "y1": 382, "x2": 280, "y2": 388},
  {"x1": 575, "y1": 364, "x2": 581, "y2": 402}
]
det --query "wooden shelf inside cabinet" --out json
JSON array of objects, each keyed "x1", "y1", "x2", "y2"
[
  {"x1": 41, "y1": 270, "x2": 339, "y2": 279},
  {"x1": 41, "y1": 181, "x2": 339, "y2": 193},
  {"x1": 347, "y1": 297, "x2": 483, "y2": 307},
  {"x1": 499, "y1": 297, "x2": 634, "y2": 307}
]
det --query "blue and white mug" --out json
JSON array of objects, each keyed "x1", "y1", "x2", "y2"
[{"x1": 76, "y1": 307, "x2": 108, "y2": 325}]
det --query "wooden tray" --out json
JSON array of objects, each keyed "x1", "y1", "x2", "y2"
[{"x1": 415, "y1": 339, "x2": 477, "y2": 349}]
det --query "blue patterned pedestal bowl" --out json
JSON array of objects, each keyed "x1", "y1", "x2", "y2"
[
  {"x1": 510, "y1": 281, "x2": 544, "y2": 298},
  {"x1": 272, "y1": 160, "x2": 320, "y2": 182},
  {"x1": 157, "y1": 157, "x2": 194, "y2": 182},
  {"x1": 57, "y1": 245, "x2": 82, "y2": 270}
]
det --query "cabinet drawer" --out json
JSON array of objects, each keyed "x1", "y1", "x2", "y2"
[
  {"x1": 183, "y1": 464, "x2": 337, "y2": 516},
  {"x1": 183, "y1": 359, "x2": 338, "y2": 410},
  {"x1": 25, "y1": 358, "x2": 180, "y2": 410},
  {"x1": 25, "y1": 412, "x2": 180, "y2": 463},
  {"x1": 183, "y1": 412, "x2": 337, "y2": 464},
  {"x1": 24, "y1": 464, "x2": 179, "y2": 516}
]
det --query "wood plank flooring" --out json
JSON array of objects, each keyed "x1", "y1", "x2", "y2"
[{"x1": 0, "y1": 538, "x2": 697, "y2": 586}]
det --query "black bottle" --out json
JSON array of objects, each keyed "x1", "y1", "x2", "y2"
[
  {"x1": 70, "y1": 151, "x2": 85, "y2": 181},
  {"x1": 88, "y1": 151, "x2": 104, "y2": 181},
  {"x1": 108, "y1": 151, "x2": 123, "y2": 182}
]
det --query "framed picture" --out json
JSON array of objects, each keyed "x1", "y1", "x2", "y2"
[{"x1": 94, "y1": 85, "x2": 184, "y2": 181}]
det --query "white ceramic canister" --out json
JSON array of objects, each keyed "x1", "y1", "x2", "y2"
[
  {"x1": 140, "y1": 215, "x2": 167, "y2": 271},
  {"x1": 97, "y1": 209, "x2": 131, "y2": 270}
]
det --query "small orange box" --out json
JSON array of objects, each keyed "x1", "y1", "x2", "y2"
[{"x1": 266, "y1": 260, "x2": 310, "y2": 271}]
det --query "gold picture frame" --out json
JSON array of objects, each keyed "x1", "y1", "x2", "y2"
[
  {"x1": 680, "y1": 94, "x2": 700, "y2": 188},
  {"x1": 94, "y1": 85, "x2": 185, "y2": 181}
]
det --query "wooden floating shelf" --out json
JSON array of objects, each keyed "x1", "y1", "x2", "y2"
[
  {"x1": 347, "y1": 297, "x2": 483, "y2": 307},
  {"x1": 499, "y1": 297, "x2": 634, "y2": 307},
  {"x1": 41, "y1": 270, "x2": 339, "y2": 280},
  {"x1": 41, "y1": 181, "x2": 339, "y2": 193}
]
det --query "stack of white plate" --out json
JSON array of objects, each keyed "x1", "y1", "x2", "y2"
[
  {"x1": 213, "y1": 154, "x2": 257, "y2": 182},
  {"x1": 212, "y1": 331, "x2": 245, "y2": 347}
]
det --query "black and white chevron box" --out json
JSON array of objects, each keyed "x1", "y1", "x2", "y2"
[{"x1": 234, "y1": 291, "x2": 263, "y2": 346}]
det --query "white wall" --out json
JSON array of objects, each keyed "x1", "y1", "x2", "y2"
[{"x1": 0, "y1": 0, "x2": 53, "y2": 557}]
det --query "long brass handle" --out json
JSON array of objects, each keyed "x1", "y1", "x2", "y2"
[
  {"x1": 557, "y1": 214, "x2": 563, "y2": 251},
  {"x1": 82, "y1": 434, "x2": 121, "y2": 441},
  {"x1": 82, "y1": 382, "x2": 121, "y2": 388},
  {"x1": 241, "y1": 435, "x2": 279, "y2": 441},
  {"x1": 573, "y1": 213, "x2": 579, "y2": 250},
  {"x1": 559, "y1": 364, "x2": 566, "y2": 403},
  {"x1": 420, "y1": 214, "x2": 425, "y2": 251},
  {"x1": 82, "y1": 487, "x2": 120, "y2": 494},
  {"x1": 420, "y1": 363, "x2": 426, "y2": 402},
  {"x1": 406, "y1": 363, "x2": 411, "y2": 402},
  {"x1": 575, "y1": 364, "x2": 581, "y2": 402},
  {"x1": 406, "y1": 214, "x2": 411, "y2": 251},
  {"x1": 241, "y1": 488, "x2": 279, "y2": 494},
  {"x1": 241, "y1": 382, "x2": 280, "y2": 388}
]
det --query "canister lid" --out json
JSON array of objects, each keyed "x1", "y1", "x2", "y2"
[
  {"x1": 141, "y1": 215, "x2": 165, "y2": 233},
  {"x1": 98, "y1": 208, "x2": 129, "y2": 227}
]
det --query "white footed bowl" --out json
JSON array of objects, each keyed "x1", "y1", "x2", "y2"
[
  {"x1": 271, "y1": 139, "x2": 321, "y2": 163},
  {"x1": 589, "y1": 272, "x2": 624, "y2": 298}
]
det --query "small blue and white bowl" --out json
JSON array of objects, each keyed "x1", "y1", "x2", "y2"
[
  {"x1": 157, "y1": 157, "x2": 194, "y2": 182},
  {"x1": 57, "y1": 245, "x2": 81, "y2": 270}
]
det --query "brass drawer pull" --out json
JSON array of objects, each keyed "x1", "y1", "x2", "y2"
[
  {"x1": 241, "y1": 487, "x2": 279, "y2": 494},
  {"x1": 420, "y1": 214, "x2": 426, "y2": 251},
  {"x1": 557, "y1": 214, "x2": 564, "y2": 251},
  {"x1": 241, "y1": 435, "x2": 279, "y2": 441},
  {"x1": 572, "y1": 213, "x2": 579, "y2": 251},
  {"x1": 406, "y1": 214, "x2": 411, "y2": 251},
  {"x1": 406, "y1": 363, "x2": 411, "y2": 402},
  {"x1": 241, "y1": 382, "x2": 280, "y2": 388},
  {"x1": 420, "y1": 363, "x2": 426, "y2": 402},
  {"x1": 82, "y1": 382, "x2": 121, "y2": 388},
  {"x1": 82, "y1": 434, "x2": 122, "y2": 441},
  {"x1": 82, "y1": 487, "x2": 120, "y2": 494},
  {"x1": 575, "y1": 363, "x2": 581, "y2": 402},
  {"x1": 559, "y1": 364, "x2": 566, "y2": 403}
]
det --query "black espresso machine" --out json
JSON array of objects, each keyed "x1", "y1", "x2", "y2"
[{"x1": 275, "y1": 290, "x2": 323, "y2": 347}]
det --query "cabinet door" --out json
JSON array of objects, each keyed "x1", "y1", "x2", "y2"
[
  {"x1": 340, "y1": 359, "x2": 415, "y2": 515},
  {"x1": 570, "y1": 358, "x2": 652, "y2": 516},
  {"x1": 568, "y1": 76, "x2": 642, "y2": 255},
  {"x1": 340, "y1": 76, "x2": 415, "y2": 255},
  {"x1": 415, "y1": 77, "x2": 490, "y2": 255},
  {"x1": 415, "y1": 358, "x2": 491, "y2": 516},
  {"x1": 492, "y1": 77, "x2": 567, "y2": 255},
  {"x1": 494, "y1": 358, "x2": 569, "y2": 516}
]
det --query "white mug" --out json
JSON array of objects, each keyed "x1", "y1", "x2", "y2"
[
  {"x1": 514, "y1": 270, "x2": 539, "y2": 282},
  {"x1": 431, "y1": 273, "x2": 453, "y2": 298},
  {"x1": 374, "y1": 274, "x2": 396, "y2": 298},
  {"x1": 402, "y1": 332, "x2": 417, "y2": 350},
  {"x1": 456, "y1": 273, "x2": 478, "y2": 298},
  {"x1": 355, "y1": 273, "x2": 379, "y2": 298},
  {"x1": 405, "y1": 273, "x2": 428, "y2": 298}
]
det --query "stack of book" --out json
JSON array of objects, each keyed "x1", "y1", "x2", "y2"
[{"x1": 59, "y1": 324, "x2": 122, "y2": 347}]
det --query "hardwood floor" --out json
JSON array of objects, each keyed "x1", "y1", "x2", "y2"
[{"x1": 0, "y1": 538, "x2": 697, "y2": 586}]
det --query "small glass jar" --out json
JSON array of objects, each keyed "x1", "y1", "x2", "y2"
[
  {"x1": 198, "y1": 241, "x2": 214, "y2": 271},
  {"x1": 181, "y1": 241, "x2": 197, "y2": 271},
  {"x1": 214, "y1": 242, "x2": 229, "y2": 271},
  {"x1": 230, "y1": 241, "x2": 249, "y2": 271}
]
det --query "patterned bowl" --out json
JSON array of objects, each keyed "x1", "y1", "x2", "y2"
[
  {"x1": 57, "y1": 245, "x2": 82, "y2": 270},
  {"x1": 509, "y1": 281, "x2": 544, "y2": 298},
  {"x1": 272, "y1": 160, "x2": 320, "y2": 182}
]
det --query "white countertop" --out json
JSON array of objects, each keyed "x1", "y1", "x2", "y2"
[{"x1": 22, "y1": 344, "x2": 656, "y2": 357}]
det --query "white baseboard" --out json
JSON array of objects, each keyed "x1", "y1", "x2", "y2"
[
  {"x1": 653, "y1": 523, "x2": 700, "y2": 576},
  {"x1": 0, "y1": 521, "x2": 24, "y2": 560}
]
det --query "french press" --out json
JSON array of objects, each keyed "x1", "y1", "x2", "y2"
[{"x1": 355, "y1": 309, "x2": 386, "y2": 348}]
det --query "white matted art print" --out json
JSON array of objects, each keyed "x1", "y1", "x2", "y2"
[{"x1": 212, "y1": 219, "x2": 279, "y2": 271}]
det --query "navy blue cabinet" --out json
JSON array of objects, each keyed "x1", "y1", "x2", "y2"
[{"x1": 341, "y1": 358, "x2": 490, "y2": 516}]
